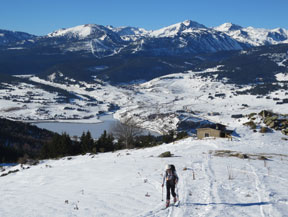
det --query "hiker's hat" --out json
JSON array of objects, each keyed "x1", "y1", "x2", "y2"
[{"x1": 165, "y1": 164, "x2": 171, "y2": 170}]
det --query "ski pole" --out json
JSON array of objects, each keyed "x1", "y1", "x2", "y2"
[{"x1": 161, "y1": 185, "x2": 163, "y2": 201}]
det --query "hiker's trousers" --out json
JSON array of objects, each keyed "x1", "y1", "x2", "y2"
[{"x1": 166, "y1": 181, "x2": 176, "y2": 200}]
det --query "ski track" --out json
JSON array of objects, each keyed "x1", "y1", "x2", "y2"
[
  {"x1": 200, "y1": 154, "x2": 222, "y2": 217},
  {"x1": 140, "y1": 150, "x2": 287, "y2": 217},
  {"x1": 182, "y1": 152, "x2": 227, "y2": 217},
  {"x1": 247, "y1": 162, "x2": 283, "y2": 217},
  {"x1": 162, "y1": 153, "x2": 220, "y2": 217},
  {"x1": 248, "y1": 163, "x2": 268, "y2": 217}
]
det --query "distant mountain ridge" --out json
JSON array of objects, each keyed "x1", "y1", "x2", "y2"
[
  {"x1": 0, "y1": 20, "x2": 287, "y2": 85},
  {"x1": 1, "y1": 20, "x2": 288, "y2": 58}
]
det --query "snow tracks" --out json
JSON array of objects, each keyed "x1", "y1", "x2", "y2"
[{"x1": 138, "y1": 150, "x2": 285, "y2": 217}]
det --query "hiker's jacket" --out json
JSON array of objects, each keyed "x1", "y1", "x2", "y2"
[{"x1": 162, "y1": 170, "x2": 179, "y2": 185}]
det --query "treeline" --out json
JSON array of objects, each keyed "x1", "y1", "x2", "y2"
[
  {"x1": 40, "y1": 129, "x2": 188, "y2": 159},
  {"x1": 0, "y1": 118, "x2": 55, "y2": 163},
  {"x1": 0, "y1": 117, "x2": 188, "y2": 163},
  {"x1": 134, "y1": 130, "x2": 188, "y2": 148},
  {"x1": 40, "y1": 130, "x2": 114, "y2": 159}
]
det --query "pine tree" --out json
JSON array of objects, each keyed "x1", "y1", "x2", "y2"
[
  {"x1": 97, "y1": 130, "x2": 114, "y2": 152},
  {"x1": 58, "y1": 133, "x2": 73, "y2": 156},
  {"x1": 80, "y1": 131, "x2": 94, "y2": 153},
  {"x1": 41, "y1": 133, "x2": 74, "y2": 158}
]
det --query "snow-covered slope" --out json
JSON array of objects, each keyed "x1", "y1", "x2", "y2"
[
  {"x1": 47, "y1": 24, "x2": 121, "y2": 41},
  {"x1": 45, "y1": 24, "x2": 125, "y2": 57},
  {"x1": 113, "y1": 67, "x2": 288, "y2": 134},
  {"x1": 107, "y1": 25, "x2": 148, "y2": 41},
  {"x1": 214, "y1": 23, "x2": 288, "y2": 46},
  {"x1": 0, "y1": 129, "x2": 287, "y2": 217},
  {"x1": 48, "y1": 25, "x2": 96, "y2": 39}
]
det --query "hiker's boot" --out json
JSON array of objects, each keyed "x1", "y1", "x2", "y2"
[{"x1": 166, "y1": 200, "x2": 170, "y2": 208}]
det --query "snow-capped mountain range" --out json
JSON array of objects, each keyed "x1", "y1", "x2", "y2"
[
  {"x1": 1, "y1": 20, "x2": 288, "y2": 57},
  {"x1": 214, "y1": 22, "x2": 288, "y2": 46}
]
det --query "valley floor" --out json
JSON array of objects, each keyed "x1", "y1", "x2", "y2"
[{"x1": 0, "y1": 128, "x2": 288, "y2": 217}]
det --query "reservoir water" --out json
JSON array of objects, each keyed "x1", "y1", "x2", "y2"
[{"x1": 34, "y1": 115, "x2": 159, "y2": 138}]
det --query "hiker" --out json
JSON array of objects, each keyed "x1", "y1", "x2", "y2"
[{"x1": 162, "y1": 164, "x2": 179, "y2": 207}]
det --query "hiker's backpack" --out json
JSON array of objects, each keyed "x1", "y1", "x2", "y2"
[
  {"x1": 166, "y1": 164, "x2": 177, "y2": 183},
  {"x1": 170, "y1": 164, "x2": 176, "y2": 172}
]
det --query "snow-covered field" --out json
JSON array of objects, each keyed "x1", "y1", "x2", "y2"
[{"x1": 0, "y1": 127, "x2": 287, "y2": 217}]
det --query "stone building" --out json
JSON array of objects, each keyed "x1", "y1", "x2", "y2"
[{"x1": 197, "y1": 124, "x2": 233, "y2": 139}]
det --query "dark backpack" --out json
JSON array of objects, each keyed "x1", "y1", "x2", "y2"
[
  {"x1": 166, "y1": 164, "x2": 177, "y2": 183},
  {"x1": 170, "y1": 164, "x2": 176, "y2": 172}
]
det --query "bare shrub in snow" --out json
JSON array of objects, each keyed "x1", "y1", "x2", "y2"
[{"x1": 111, "y1": 117, "x2": 143, "y2": 149}]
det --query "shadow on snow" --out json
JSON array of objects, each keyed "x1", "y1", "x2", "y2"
[{"x1": 183, "y1": 201, "x2": 272, "y2": 207}]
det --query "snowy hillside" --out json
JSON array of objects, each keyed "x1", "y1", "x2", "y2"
[
  {"x1": 1, "y1": 127, "x2": 287, "y2": 217},
  {"x1": 107, "y1": 25, "x2": 148, "y2": 41},
  {"x1": 114, "y1": 69, "x2": 288, "y2": 134}
]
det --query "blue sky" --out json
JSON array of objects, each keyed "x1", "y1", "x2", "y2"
[{"x1": 1, "y1": 0, "x2": 288, "y2": 35}]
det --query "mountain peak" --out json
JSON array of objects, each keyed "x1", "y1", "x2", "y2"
[
  {"x1": 181, "y1": 20, "x2": 207, "y2": 29},
  {"x1": 214, "y1": 23, "x2": 243, "y2": 32},
  {"x1": 47, "y1": 24, "x2": 107, "y2": 39},
  {"x1": 150, "y1": 20, "x2": 206, "y2": 37}
]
